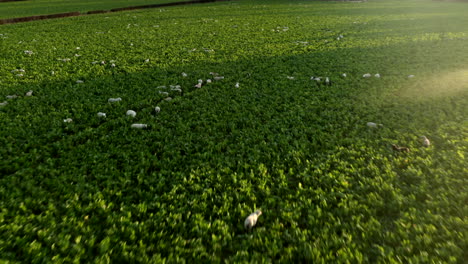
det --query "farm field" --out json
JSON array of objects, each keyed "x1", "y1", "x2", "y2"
[
  {"x1": 0, "y1": 0, "x2": 183, "y2": 19},
  {"x1": 1, "y1": 0, "x2": 467, "y2": 262}
]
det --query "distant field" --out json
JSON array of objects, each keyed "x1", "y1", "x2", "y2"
[
  {"x1": 0, "y1": 0, "x2": 467, "y2": 262},
  {"x1": 0, "y1": 0, "x2": 183, "y2": 19}
]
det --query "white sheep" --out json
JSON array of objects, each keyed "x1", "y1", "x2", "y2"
[
  {"x1": 408, "y1": 75, "x2": 415, "y2": 78},
  {"x1": 363, "y1": 73, "x2": 371, "y2": 78},
  {"x1": 374, "y1": 73, "x2": 381, "y2": 78},
  {"x1": 131, "y1": 124, "x2": 147, "y2": 129},
  {"x1": 97, "y1": 112, "x2": 106, "y2": 118},
  {"x1": 182, "y1": 72, "x2": 188, "y2": 77},
  {"x1": 421, "y1": 136, "x2": 430, "y2": 147},
  {"x1": 244, "y1": 210, "x2": 262, "y2": 230},
  {"x1": 367, "y1": 122, "x2": 383, "y2": 128},
  {"x1": 25, "y1": 90, "x2": 33, "y2": 97},
  {"x1": 63, "y1": 118, "x2": 73, "y2": 123},
  {"x1": 214, "y1": 76, "x2": 224, "y2": 81},
  {"x1": 126, "y1": 110, "x2": 137, "y2": 118},
  {"x1": 0, "y1": 101, "x2": 8, "y2": 107},
  {"x1": 235, "y1": 82, "x2": 240, "y2": 88},
  {"x1": 342, "y1": 73, "x2": 347, "y2": 77},
  {"x1": 108, "y1": 98, "x2": 122, "y2": 102},
  {"x1": 76, "y1": 80, "x2": 84, "y2": 84},
  {"x1": 155, "y1": 106, "x2": 161, "y2": 113}
]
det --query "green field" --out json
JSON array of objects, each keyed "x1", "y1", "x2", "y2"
[
  {"x1": 1, "y1": 0, "x2": 467, "y2": 262},
  {"x1": 0, "y1": 0, "x2": 182, "y2": 19}
]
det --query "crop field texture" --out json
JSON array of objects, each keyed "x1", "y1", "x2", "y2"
[
  {"x1": 0, "y1": 0, "x2": 183, "y2": 19},
  {"x1": 1, "y1": 0, "x2": 467, "y2": 262}
]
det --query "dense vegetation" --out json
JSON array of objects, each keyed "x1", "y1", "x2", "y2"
[
  {"x1": 0, "y1": 0, "x2": 182, "y2": 19},
  {"x1": 1, "y1": 0, "x2": 467, "y2": 262}
]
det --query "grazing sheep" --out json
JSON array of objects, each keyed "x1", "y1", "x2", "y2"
[
  {"x1": 374, "y1": 73, "x2": 381, "y2": 78},
  {"x1": 108, "y1": 97, "x2": 122, "y2": 102},
  {"x1": 97, "y1": 112, "x2": 106, "y2": 118},
  {"x1": 63, "y1": 118, "x2": 73, "y2": 123},
  {"x1": 421, "y1": 136, "x2": 430, "y2": 147},
  {"x1": 25, "y1": 90, "x2": 33, "y2": 97},
  {"x1": 235, "y1": 82, "x2": 240, "y2": 88},
  {"x1": 245, "y1": 210, "x2": 262, "y2": 231},
  {"x1": 367, "y1": 122, "x2": 383, "y2": 128},
  {"x1": 155, "y1": 106, "x2": 161, "y2": 113},
  {"x1": 363, "y1": 73, "x2": 371, "y2": 78},
  {"x1": 392, "y1": 144, "x2": 410, "y2": 152},
  {"x1": 126, "y1": 110, "x2": 137, "y2": 117},
  {"x1": 342, "y1": 73, "x2": 347, "y2": 77},
  {"x1": 131, "y1": 124, "x2": 147, "y2": 129}
]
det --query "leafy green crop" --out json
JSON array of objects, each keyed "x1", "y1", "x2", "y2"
[
  {"x1": 0, "y1": 0, "x2": 184, "y2": 19},
  {"x1": 0, "y1": 0, "x2": 467, "y2": 262}
]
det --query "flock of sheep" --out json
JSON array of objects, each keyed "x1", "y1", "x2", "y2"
[{"x1": 2, "y1": 67, "x2": 432, "y2": 232}]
